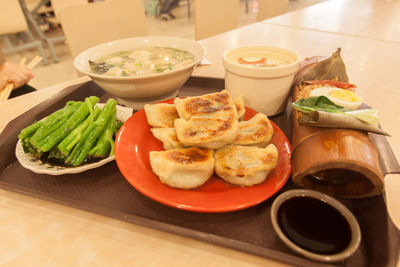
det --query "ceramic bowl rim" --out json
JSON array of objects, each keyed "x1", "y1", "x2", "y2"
[
  {"x1": 73, "y1": 36, "x2": 206, "y2": 80},
  {"x1": 222, "y1": 44, "x2": 301, "y2": 78},
  {"x1": 270, "y1": 189, "x2": 361, "y2": 262}
]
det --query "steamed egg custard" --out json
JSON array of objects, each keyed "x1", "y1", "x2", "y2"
[
  {"x1": 89, "y1": 46, "x2": 195, "y2": 76},
  {"x1": 230, "y1": 51, "x2": 295, "y2": 67},
  {"x1": 310, "y1": 87, "x2": 363, "y2": 110}
]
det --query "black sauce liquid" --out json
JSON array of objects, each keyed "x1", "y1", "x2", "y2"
[{"x1": 277, "y1": 196, "x2": 352, "y2": 255}]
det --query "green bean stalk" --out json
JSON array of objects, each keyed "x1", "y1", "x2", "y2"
[
  {"x1": 88, "y1": 107, "x2": 117, "y2": 158},
  {"x1": 18, "y1": 97, "x2": 121, "y2": 168},
  {"x1": 65, "y1": 98, "x2": 117, "y2": 167},
  {"x1": 33, "y1": 96, "x2": 100, "y2": 153}
]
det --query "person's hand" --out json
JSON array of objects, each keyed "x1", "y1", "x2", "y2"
[{"x1": 0, "y1": 62, "x2": 34, "y2": 91}]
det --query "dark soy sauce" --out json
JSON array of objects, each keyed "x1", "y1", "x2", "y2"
[{"x1": 277, "y1": 196, "x2": 352, "y2": 255}]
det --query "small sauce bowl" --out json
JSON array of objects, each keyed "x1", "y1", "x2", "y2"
[{"x1": 270, "y1": 189, "x2": 361, "y2": 262}]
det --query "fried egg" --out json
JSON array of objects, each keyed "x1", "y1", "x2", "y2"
[{"x1": 310, "y1": 86, "x2": 363, "y2": 110}]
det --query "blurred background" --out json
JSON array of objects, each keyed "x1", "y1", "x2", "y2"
[{"x1": 2, "y1": 0, "x2": 325, "y2": 90}]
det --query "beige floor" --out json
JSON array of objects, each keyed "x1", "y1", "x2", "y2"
[{"x1": 5, "y1": 0, "x2": 325, "y2": 90}]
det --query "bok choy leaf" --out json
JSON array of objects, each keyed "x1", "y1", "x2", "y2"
[{"x1": 292, "y1": 96, "x2": 379, "y2": 126}]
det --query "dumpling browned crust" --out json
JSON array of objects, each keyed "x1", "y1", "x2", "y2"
[
  {"x1": 144, "y1": 103, "x2": 179, "y2": 128},
  {"x1": 174, "y1": 90, "x2": 235, "y2": 120},
  {"x1": 175, "y1": 115, "x2": 238, "y2": 149},
  {"x1": 214, "y1": 144, "x2": 278, "y2": 186},
  {"x1": 146, "y1": 90, "x2": 281, "y2": 190},
  {"x1": 233, "y1": 96, "x2": 245, "y2": 120},
  {"x1": 233, "y1": 113, "x2": 274, "y2": 147},
  {"x1": 150, "y1": 128, "x2": 183, "y2": 150},
  {"x1": 149, "y1": 147, "x2": 214, "y2": 189},
  {"x1": 174, "y1": 90, "x2": 238, "y2": 149}
]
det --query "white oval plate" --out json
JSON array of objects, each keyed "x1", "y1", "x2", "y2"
[{"x1": 15, "y1": 103, "x2": 133, "y2": 175}]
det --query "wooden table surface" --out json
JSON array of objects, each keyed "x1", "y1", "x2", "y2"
[
  {"x1": 262, "y1": 0, "x2": 400, "y2": 43},
  {"x1": 1, "y1": 2, "x2": 400, "y2": 265}
]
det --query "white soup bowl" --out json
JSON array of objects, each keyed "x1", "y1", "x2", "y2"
[{"x1": 74, "y1": 36, "x2": 206, "y2": 110}]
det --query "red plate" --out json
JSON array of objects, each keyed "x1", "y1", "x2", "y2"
[{"x1": 115, "y1": 103, "x2": 292, "y2": 213}]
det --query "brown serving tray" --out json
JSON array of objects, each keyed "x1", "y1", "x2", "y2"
[{"x1": 0, "y1": 77, "x2": 399, "y2": 267}]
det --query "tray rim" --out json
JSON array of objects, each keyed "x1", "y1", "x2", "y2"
[
  {"x1": 0, "y1": 178, "x2": 329, "y2": 267},
  {"x1": 0, "y1": 78, "x2": 399, "y2": 267}
]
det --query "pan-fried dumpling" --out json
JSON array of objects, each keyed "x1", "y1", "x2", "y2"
[
  {"x1": 149, "y1": 147, "x2": 214, "y2": 189},
  {"x1": 214, "y1": 144, "x2": 278, "y2": 186},
  {"x1": 174, "y1": 90, "x2": 235, "y2": 120},
  {"x1": 150, "y1": 128, "x2": 183, "y2": 150},
  {"x1": 175, "y1": 115, "x2": 238, "y2": 149},
  {"x1": 233, "y1": 113, "x2": 274, "y2": 147},
  {"x1": 233, "y1": 96, "x2": 245, "y2": 120},
  {"x1": 144, "y1": 103, "x2": 179, "y2": 128},
  {"x1": 174, "y1": 90, "x2": 238, "y2": 149}
]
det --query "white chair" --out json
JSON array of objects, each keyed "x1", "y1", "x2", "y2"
[
  {"x1": 50, "y1": 0, "x2": 89, "y2": 22},
  {"x1": 18, "y1": 0, "x2": 64, "y2": 63},
  {"x1": 58, "y1": 0, "x2": 148, "y2": 58},
  {"x1": 0, "y1": 0, "x2": 48, "y2": 64},
  {"x1": 193, "y1": 0, "x2": 239, "y2": 40},
  {"x1": 256, "y1": 0, "x2": 288, "y2": 21}
]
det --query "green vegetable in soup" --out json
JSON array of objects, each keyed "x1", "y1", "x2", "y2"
[
  {"x1": 89, "y1": 46, "x2": 195, "y2": 76},
  {"x1": 89, "y1": 60, "x2": 112, "y2": 74},
  {"x1": 110, "y1": 50, "x2": 132, "y2": 58}
]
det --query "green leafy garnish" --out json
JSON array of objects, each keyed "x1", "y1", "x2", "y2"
[
  {"x1": 167, "y1": 47, "x2": 186, "y2": 53},
  {"x1": 113, "y1": 50, "x2": 132, "y2": 58},
  {"x1": 119, "y1": 60, "x2": 126, "y2": 67},
  {"x1": 292, "y1": 96, "x2": 347, "y2": 114},
  {"x1": 345, "y1": 109, "x2": 379, "y2": 127},
  {"x1": 292, "y1": 96, "x2": 379, "y2": 126},
  {"x1": 156, "y1": 67, "x2": 166, "y2": 72},
  {"x1": 88, "y1": 60, "x2": 111, "y2": 74}
]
